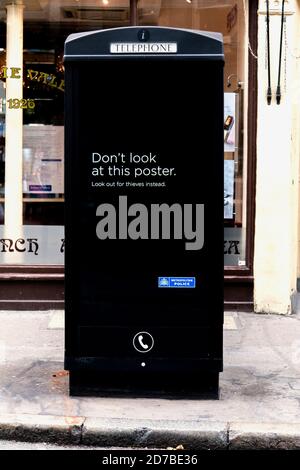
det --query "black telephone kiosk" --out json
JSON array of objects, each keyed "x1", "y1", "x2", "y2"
[{"x1": 64, "y1": 27, "x2": 224, "y2": 397}]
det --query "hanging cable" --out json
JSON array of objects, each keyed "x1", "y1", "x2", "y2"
[
  {"x1": 276, "y1": 0, "x2": 285, "y2": 104},
  {"x1": 266, "y1": 0, "x2": 272, "y2": 104}
]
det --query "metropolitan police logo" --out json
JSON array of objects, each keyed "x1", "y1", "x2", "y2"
[{"x1": 158, "y1": 277, "x2": 170, "y2": 287}]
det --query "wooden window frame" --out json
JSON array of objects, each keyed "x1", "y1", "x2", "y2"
[{"x1": 224, "y1": 0, "x2": 258, "y2": 282}]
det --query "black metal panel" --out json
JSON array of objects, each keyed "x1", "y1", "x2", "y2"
[
  {"x1": 64, "y1": 26, "x2": 223, "y2": 59},
  {"x1": 64, "y1": 27, "x2": 224, "y2": 397}
]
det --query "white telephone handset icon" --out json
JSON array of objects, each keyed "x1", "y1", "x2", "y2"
[
  {"x1": 138, "y1": 335, "x2": 149, "y2": 350},
  {"x1": 133, "y1": 331, "x2": 154, "y2": 353}
]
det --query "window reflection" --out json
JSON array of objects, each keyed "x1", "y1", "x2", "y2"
[{"x1": 138, "y1": 0, "x2": 248, "y2": 266}]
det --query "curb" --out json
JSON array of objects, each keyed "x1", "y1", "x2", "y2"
[
  {"x1": 0, "y1": 414, "x2": 300, "y2": 450},
  {"x1": 0, "y1": 414, "x2": 85, "y2": 445},
  {"x1": 229, "y1": 422, "x2": 300, "y2": 450},
  {"x1": 0, "y1": 415, "x2": 227, "y2": 449},
  {"x1": 81, "y1": 418, "x2": 228, "y2": 450}
]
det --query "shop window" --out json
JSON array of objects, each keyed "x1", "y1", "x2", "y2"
[
  {"x1": 138, "y1": 0, "x2": 249, "y2": 268},
  {"x1": 0, "y1": 0, "x2": 250, "y2": 269},
  {"x1": 0, "y1": 0, "x2": 130, "y2": 265}
]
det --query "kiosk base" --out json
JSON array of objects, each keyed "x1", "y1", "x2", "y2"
[{"x1": 69, "y1": 370, "x2": 220, "y2": 399}]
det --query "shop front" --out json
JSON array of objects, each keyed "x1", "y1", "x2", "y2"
[{"x1": 0, "y1": 0, "x2": 258, "y2": 309}]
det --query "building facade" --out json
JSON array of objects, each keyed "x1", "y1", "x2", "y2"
[{"x1": 0, "y1": 0, "x2": 299, "y2": 314}]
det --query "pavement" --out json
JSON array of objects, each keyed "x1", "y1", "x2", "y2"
[{"x1": 0, "y1": 310, "x2": 300, "y2": 450}]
